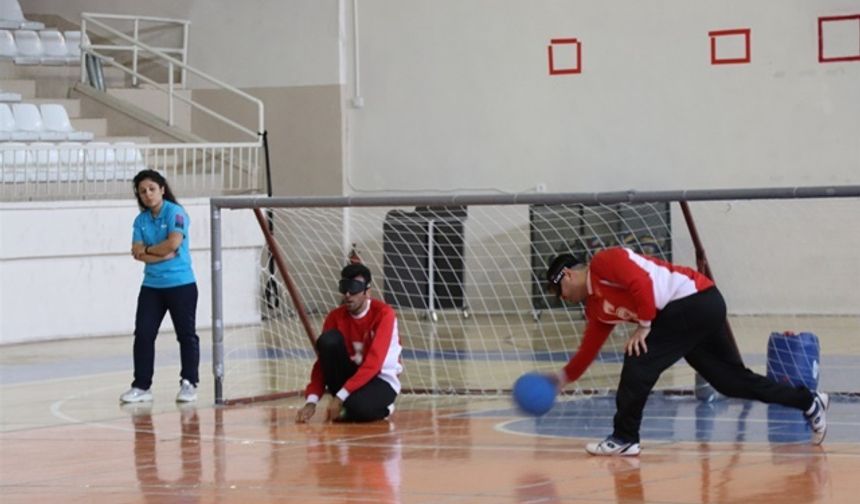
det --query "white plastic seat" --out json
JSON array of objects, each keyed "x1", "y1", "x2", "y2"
[
  {"x1": 57, "y1": 141, "x2": 84, "y2": 164},
  {"x1": 53, "y1": 141, "x2": 85, "y2": 181},
  {"x1": 30, "y1": 141, "x2": 87, "y2": 181},
  {"x1": 114, "y1": 141, "x2": 146, "y2": 177},
  {"x1": 0, "y1": 28, "x2": 15, "y2": 59},
  {"x1": 85, "y1": 141, "x2": 115, "y2": 163},
  {"x1": 84, "y1": 142, "x2": 116, "y2": 181},
  {"x1": 0, "y1": 88, "x2": 22, "y2": 101},
  {"x1": 29, "y1": 141, "x2": 59, "y2": 165},
  {"x1": 11, "y1": 102, "x2": 43, "y2": 140},
  {"x1": 0, "y1": 141, "x2": 30, "y2": 165},
  {"x1": 12, "y1": 29, "x2": 40, "y2": 64},
  {"x1": 0, "y1": 102, "x2": 15, "y2": 140},
  {"x1": 0, "y1": 142, "x2": 31, "y2": 183},
  {"x1": 38, "y1": 30, "x2": 66, "y2": 65},
  {"x1": 0, "y1": 0, "x2": 44, "y2": 30},
  {"x1": 40, "y1": 103, "x2": 93, "y2": 141},
  {"x1": 64, "y1": 30, "x2": 86, "y2": 63}
]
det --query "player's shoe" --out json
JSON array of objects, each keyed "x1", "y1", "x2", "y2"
[
  {"x1": 176, "y1": 379, "x2": 198, "y2": 403},
  {"x1": 586, "y1": 436, "x2": 641, "y2": 456},
  {"x1": 804, "y1": 391, "x2": 830, "y2": 445},
  {"x1": 120, "y1": 387, "x2": 153, "y2": 403}
]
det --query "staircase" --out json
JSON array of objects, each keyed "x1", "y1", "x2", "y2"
[{"x1": 1, "y1": 12, "x2": 264, "y2": 202}]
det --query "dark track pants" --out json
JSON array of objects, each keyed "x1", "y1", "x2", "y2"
[
  {"x1": 613, "y1": 287, "x2": 815, "y2": 443},
  {"x1": 317, "y1": 329, "x2": 397, "y2": 422},
  {"x1": 132, "y1": 283, "x2": 199, "y2": 390}
]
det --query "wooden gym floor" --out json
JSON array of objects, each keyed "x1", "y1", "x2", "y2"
[{"x1": 2, "y1": 333, "x2": 859, "y2": 503}]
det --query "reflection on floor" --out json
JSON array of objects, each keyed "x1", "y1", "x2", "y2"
[
  {"x1": 2, "y1": 333, "x2": 860, "y2": 503},
  {"x1": 492, "y1": 394, "x2": 860, "y2": 443}
]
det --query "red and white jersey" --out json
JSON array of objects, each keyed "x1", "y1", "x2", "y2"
[
  {"x1": 304, "y1": 298, "x2": 403, "y2": 402},
  {"x1": 561, "y1": 247, "x2": 714, "y2": 384}
]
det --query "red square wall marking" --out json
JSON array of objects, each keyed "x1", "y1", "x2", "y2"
[
  {"x1": 709, "y1": 28, "x2": 751, "y2": 65},
  {"x1": 548, "y1": 38, "x2": 581, "y2": 75},
  {"x1": 819, "y1": 14, "x2": 860, "y2": 63}
]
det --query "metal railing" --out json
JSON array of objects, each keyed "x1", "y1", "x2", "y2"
[
  {"x1": 80, "y1": 12, "x2": 264, "y2": 141},
  {"x1": 80, "y1": 13, "x2": 190, "y2": 88},
  {"x1": 1, "y1": 142, "x2": 262, "y2": 201}
]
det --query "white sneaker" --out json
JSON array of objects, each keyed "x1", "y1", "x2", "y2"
[
  {"x1": 120, "y1": 387, "x2": 152, "y2": 403},
  {"x1": 176, "y1": 379, "x2": 198, "y2": 403},
  {"x1": 586, "y1": 436, "x2": 641, "y2": 456},
  {"x1": 804, "y1": 392, "x2": 830, "y2": 445}
]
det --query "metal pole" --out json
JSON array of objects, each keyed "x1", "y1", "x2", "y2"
[
  {"x1": 79, "y1": 18, "x2": 87, "y2": 83},
  {"x1": 181, "y1": 22, "x2": 189, "y2": 87},
  {"x1": 132, "y1": 18, "x2": 139, "y2": 87},
  {"x1": 427, "y1": 219, "x2": 436, "y2": 321},
  {"x1": 168, "y1": 62, "x2": 174, "y2": 126},
  {"x1": 210, "y1": 201, "x2": 225, "y2": 404},
  {"x1": 680, "y1": 200, "x2": 741, "y2": 402}
]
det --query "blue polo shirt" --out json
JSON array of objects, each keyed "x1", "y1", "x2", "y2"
[{"x1": 132, "y1": 200, "x2": 195, "y2": 288}]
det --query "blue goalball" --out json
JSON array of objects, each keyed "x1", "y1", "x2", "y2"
[{"x1": 512, "y1": 372, "x2": 557, "y2": 416}]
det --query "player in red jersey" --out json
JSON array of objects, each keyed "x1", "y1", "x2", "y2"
[
  {"x1": 296, "y1": 263, "x2": 403, "y2": 423},
  {"x1": 545, "y1": 247, "x2": 829, "y2": 456}
]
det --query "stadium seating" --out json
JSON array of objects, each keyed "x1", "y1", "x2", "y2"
[
  {"x1": 38, "y1": 30, "x2": 67, "y2": 65},
  {"x1": 11, "y1": 28, "x2": 40, "y2": 64},
  {"x1": 0, "y1": 0, "x2": 44, "y2": 30},
  {"x1": 10, "y1": 102, "x2": 43, "y2": 140},
  {"x1": 40, "y1": 104, "x2": 94, "y2": 141},
  {"x1": 0, "y1": 102, "x2": 94, "y2": 141},
  {"x1": 64, "y1": 31, "x2": 83, "y2": 62},
  {"x1": 0, "y1": 28, "x2": 14, "y2": 58},
  {"x1": 10, "y1": 102, "x2": 42, "y2": 140},
  {"x1": 0, "y1": 28, "x2": 84, "y2": 65},
  {"x1": 0, "y1": 102, "x2": 15, "y2": 139},
  {"x1": 0, "y1": 88, "x2": 22, "y2": 101},
  {"x1": 0, "y1": 141, "x2": 146, "y2": 182}
]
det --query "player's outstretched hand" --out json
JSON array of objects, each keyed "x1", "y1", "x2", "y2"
[
  {"x1": 543, "y1": 372, "x2": 566, "y2": 392},
  {"x1": 625, "y1": 326, "x2": 650, "y2": 356},
  {"x1": 325, "y1": 397, "x2": 344, "y2": 422},
  {"x1": 295, "y1": 403, "x2": 316, "y2": 423}
]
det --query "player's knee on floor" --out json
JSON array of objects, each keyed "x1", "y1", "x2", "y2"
[
  {"x1": 344, "y1": 399, "x2": 389, "y2": 422},
  {"x1": 316, "y1": 329, "x2": 344, "y2": 353}
]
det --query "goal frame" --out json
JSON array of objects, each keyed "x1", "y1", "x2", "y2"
[{"x1": 210, "y1": 185, "x2": 860, "y2": 405}]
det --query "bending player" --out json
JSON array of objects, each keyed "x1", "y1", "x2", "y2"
[
  {"x1": 545, "y1": 247, "x2": 829, "y2": 456},
  {"x1": 296, "y1": 264, "x2": 403, "y2": 423}
]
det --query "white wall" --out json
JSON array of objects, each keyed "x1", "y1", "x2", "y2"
[
  {"x1": 10, "y1": 0, "x2": 859, "y2": 343},
  {"x1": 0, "y1": 198, "x2": 263, "y2": 344},
  {"x1": 22, "y1": 0, "x2": 858, "y2": 193},
  {"x1": 344, "y1": 0, "x2": 860, "y2": 193}
]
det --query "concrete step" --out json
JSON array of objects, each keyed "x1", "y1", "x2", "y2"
[
  {"x1": 0, "y1": 79, "x2": 36, "y2": 98},
  {"x1": 107, "y1": 87, "x2": 192, "y2": 131},
  {"x1": 0, "y1": 60, "x2": 128, "y2": 97},
  {"x1": 70, "y1": 117, "x2": 107, "y2": 136}
]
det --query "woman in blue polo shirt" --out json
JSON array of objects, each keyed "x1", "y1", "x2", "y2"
[{"x1": 120, "y1": 169, "x2": 199, "y2": 404}]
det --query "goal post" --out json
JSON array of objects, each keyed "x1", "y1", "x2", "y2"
[{"x1": 210, "y1": 186, "x2": 860, "y2": 405}]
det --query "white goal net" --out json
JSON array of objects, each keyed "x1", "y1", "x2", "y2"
[{"x1": 210, "y1": 188, "x2": 860, "y2": 405}]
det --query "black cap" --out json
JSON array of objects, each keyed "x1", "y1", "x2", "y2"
[{"x1": 546, "y1": 253, "x2": 581, "y2": 295}]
